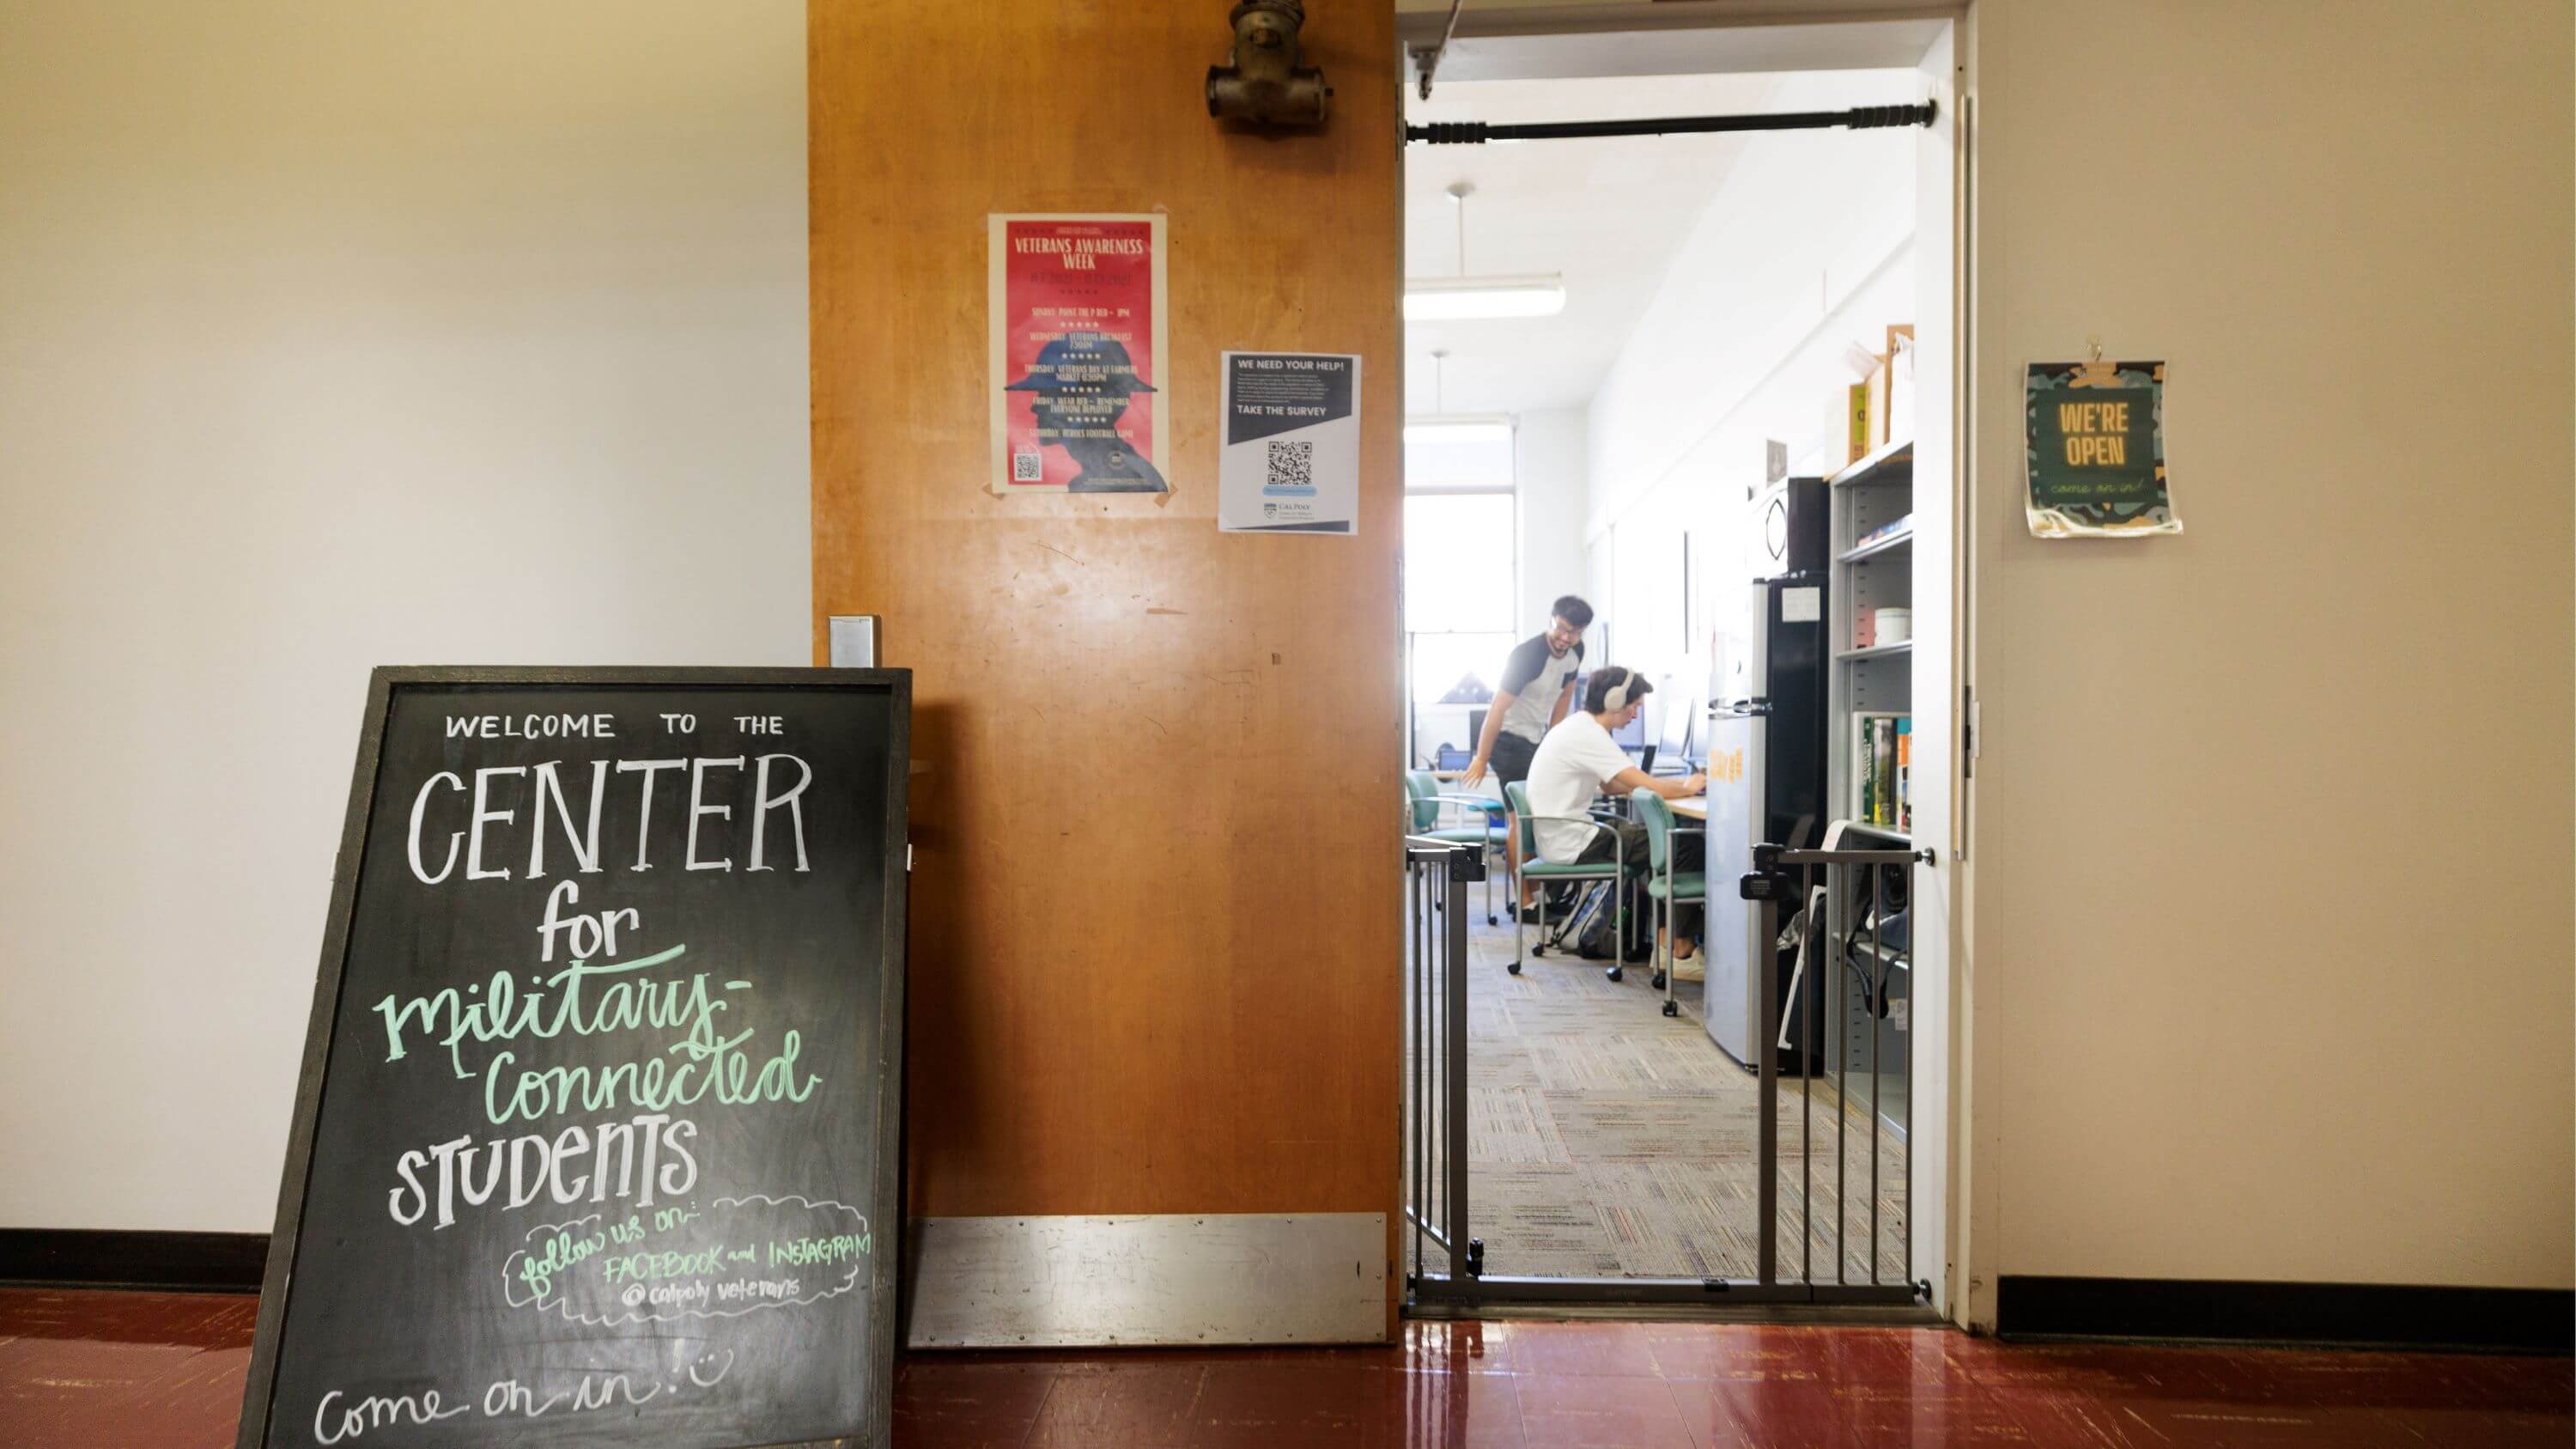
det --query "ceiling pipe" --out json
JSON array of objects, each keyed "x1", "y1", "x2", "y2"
[{"x1": 1408, "y1": 100, "x2": 1935, "y2": 145}]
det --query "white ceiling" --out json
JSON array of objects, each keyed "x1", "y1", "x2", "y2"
[
  {"x1": 1403, "y1": 69, "x2": 1899, "y2": 418},
  {"x1": 1404, "y1": 71, "x2": 1781, "y2": 417}
]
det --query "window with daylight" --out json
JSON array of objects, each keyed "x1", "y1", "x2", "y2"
[{"x1": 1404, "y1": 423, "x2": 1515, "y2": 707}]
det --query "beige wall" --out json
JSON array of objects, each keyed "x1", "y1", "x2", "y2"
[
  {"x1": 1960, "y1": 0, "x2": 2574, "y2": 1312},
  {"x1": 0, "y1": 1, "x2": 809, "y2": 1231}
]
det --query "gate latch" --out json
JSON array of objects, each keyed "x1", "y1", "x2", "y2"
[{"x1": 1740, "y1": 841, "x2": 1792, "y2": 902}]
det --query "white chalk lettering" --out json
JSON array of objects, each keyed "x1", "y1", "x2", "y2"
[
  {"x1": 533, "y1": 879, "x2": 639, "y2": 964},
  {"x1": 402, "y1": 754, "x2": 821, "y2": 881},
  {"x1": 684, "y1": 758, "x2": 744, "y2": 872},
  {"x1": 616, "y1": 758, "x2": 687, "y2": 870},
  {"x1": 442, "y1": 713, "x2": 617, "y2": 740},
  {"x1": 313, "y1": 1388, "x2": 470, "y2": 1443},
  {"x1": 747, "y1": 753, "x2": 811, "y2": 873},
  {"x1": 394, "y1": 1115, "x2": 688, "y2": 1227},
  {"x1": 526, "y1": 759, "x2": 609, "y2": 878},
  {"x1": 406, "y1": 772, "x2": 465, "y2": 884},
  {"x1": 465, "y1": 767, "x2": 525, "y2": 880}
]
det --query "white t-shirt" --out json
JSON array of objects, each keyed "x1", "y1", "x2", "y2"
[{"x1": 1525, "y1": 711, "x2": 1634, "y2": 863}]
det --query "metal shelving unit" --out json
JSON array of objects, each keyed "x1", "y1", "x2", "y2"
[
  {"x1": 1836, "y1": 641, "x2": 1914, "y2": 662},
  {"x1": 1825, "y1": 443, "x2": 1915, "y2": 1141},
  {"x1": 1838, "y1": 528, "x2": 1913, "y2": 565},
  {"x1": 1827, "y1": 442, "x2": 1915, "y2": 814},
  {"x1": 1829, "y1": 435, "x2": 1913, "y2": 489}
]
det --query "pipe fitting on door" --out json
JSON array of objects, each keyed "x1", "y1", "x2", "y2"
[{"x1": 1206, "y1": 0, "x2": 1329, "y2": 127}]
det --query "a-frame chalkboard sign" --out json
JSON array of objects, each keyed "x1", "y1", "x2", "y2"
[{"x1": 238, "y1": 667, "x2": 907, "y2": 1449}]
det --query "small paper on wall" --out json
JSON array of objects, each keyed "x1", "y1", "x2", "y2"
[
  {"x1": 2026, "y1": 358, "x2": 2180, "y2": 537},
  {"x1": 1218, "y1": 351, "x2": 1360, "y2": 535}
]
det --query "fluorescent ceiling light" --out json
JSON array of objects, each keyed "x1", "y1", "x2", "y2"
[
  {"x1": 1405, "y1": 415, "x2": 1514, "y2": 446},
  {"x1": 1405, "y1": 274, "x2": 1566, "y2": 321}
]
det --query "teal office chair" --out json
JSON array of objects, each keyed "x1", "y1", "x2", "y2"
[
  {"x1": 1404, "y1": 770, "x2": 1504, "y2": 922},
  {"x1": 1631, "y1": 787, "x2": 1707, "y2": 1018},
  {"x1": 1502, "y1": 782, "x2": 1624, "y2": 982}
]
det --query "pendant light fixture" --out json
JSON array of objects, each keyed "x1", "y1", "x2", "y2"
[
  {"x1": 1405, "y1": 347, "x2": 1511, "y2": 446},
  {"x1": 1405, "y1": 180, "x2": 1565, "y2": 322}
]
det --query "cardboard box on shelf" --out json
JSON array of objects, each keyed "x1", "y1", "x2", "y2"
[
  {"x1": 1864, "y1": 359, "x2": 1891, "y2": 451},
  {"x1": 1886, "y1": 325, "x2": 1917, "y2": 446}
]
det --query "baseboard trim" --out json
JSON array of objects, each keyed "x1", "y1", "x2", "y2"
[
  {"x1": 0, "y1": 1229, "x2": 269, "y2": 1294},
  {"x1": 1996, "y1": 1275, "x2": 2574, "y2": 1353}
]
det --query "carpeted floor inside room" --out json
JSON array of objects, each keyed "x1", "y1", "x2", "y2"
[{"x1": 1414, "y1": 897, "x2": 1911, "y2": 1286}]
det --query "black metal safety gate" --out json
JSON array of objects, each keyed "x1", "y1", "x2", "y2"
[{"x1": 1404, "y1": 834, "x2": 1931, "y2": 1307}]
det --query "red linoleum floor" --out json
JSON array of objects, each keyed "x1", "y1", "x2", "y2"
[{"x1": 1, "y1": 1288, "x2": 2566, "y2": 1447}]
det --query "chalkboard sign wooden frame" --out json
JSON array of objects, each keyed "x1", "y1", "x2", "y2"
[{"x1": 235, "y1": 666, "x2": 909, "y2": 1449}]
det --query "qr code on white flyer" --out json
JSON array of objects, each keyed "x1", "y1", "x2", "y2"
[
  {"x1": 1012, "y1": 452, "x2": 1043, "y2": 483},
  {"x1": 1263, "y1": 439, "x2": 1315, "y2": 493}
]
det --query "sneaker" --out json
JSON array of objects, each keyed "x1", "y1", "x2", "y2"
[
  {"x1": 1515, "y1": 888, "x2": 1577, "y2": 924},
  {"x1": 1669, "y1": 944, "x2": 1707, "y2": 983}
]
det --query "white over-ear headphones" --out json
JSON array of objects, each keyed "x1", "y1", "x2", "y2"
[{"x1": 1601, "y1": 668, "x2": 1640, "y2": 712}]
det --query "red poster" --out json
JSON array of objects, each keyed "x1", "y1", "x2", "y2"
[{"x1": 987, "y1": 213, "x2": 1170, "y2": 495}]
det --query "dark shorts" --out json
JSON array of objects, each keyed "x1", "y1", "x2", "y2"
[
  {"x1": 1490, "y1": 730, "x2": 1539, "y2": 786},
  {"x1": 1575, "y1": 815, "x2": 1705, "y2": 937},
  {"x1": 1573, "y1": 817, "x2": 1650, "y2": 872}
]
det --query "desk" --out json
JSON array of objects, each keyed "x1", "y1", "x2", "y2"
[
  {"x1": 1669, "y1": 795, "x2": 1708, "y2": 822},
  {"x1": 1429, "y1": 771, "x2": 1506, "y2": 813}
]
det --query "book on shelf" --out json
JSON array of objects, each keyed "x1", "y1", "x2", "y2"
[
  {"x1": 1854, "y1": 513, "x2": 1915, "y2": 551},
  {"x1": 1851, "y1": 711, "x2": 1913, "y2": 831},
  {"x1": 1896, "y1": 716, "x2": 1912, "y2": 833}
]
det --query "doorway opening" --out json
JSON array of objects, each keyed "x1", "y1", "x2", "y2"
[{"x1": 1396, "y1": 9, "x2": 1962, "y2": 1315}]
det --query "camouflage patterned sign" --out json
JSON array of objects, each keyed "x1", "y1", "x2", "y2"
[{"x1": 2026, "y1": 359, "x2": 2180, "y2": 537}]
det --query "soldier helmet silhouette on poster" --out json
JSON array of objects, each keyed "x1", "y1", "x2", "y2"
[{"x1": 1005, "y1": 332, "x2": 1169, "y2": 493}]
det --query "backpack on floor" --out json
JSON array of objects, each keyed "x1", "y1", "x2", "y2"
[{"x1": 1571, "y1": 883, "x2": 1653, "y2": 964}]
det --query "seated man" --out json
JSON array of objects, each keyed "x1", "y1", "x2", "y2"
[{"x1": 1526, "y1": 667, "x2": 1710, "y2": 975}]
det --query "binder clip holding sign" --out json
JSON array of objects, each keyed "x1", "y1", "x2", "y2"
[{"x1": 2025, "y1": 338, "x2": 2181, "y2": 538}]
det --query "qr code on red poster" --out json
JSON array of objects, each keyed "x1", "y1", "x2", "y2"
[
  {"x1": 1265, "y1": 439, "x2": 1314, "y2": 490},
  {"x1": 1012, "y1": 452, "x2": 1044, "y2": 483}
]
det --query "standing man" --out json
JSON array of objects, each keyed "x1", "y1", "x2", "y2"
[
  {"x1": 1461, "y1": 595, "x2": 1592, "y2": 918},
  {"x1": 1526, "y1": 667, "x2": 1709, "y2": 975}
]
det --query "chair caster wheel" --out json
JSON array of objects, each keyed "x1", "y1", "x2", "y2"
[
  {"x1": 1662, "y1": 1000, "x2": 1680, "y2": 1018},
  {"x1": 1507, "y1": 961, "x2": 1522, "y2": 976},
  {"x1": 1534, "y1": 946, "x2": 1548, "y2": 959},
  {"x1": 1650, "y1": 971, "x2": 1668, "y2": 991},
  {"x1": 1605, "y1": 966, "x2": 1623, "y2": 983},
  {"x1": 1486, "y1": 915, "x2": 1498, "y2": 926}
]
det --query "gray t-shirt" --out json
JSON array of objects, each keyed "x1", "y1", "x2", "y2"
[{"x1": 1496, "y1": 635, "x2": 1583, "y2": 745}]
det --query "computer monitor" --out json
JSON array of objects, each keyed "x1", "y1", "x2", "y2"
[
  {"x1": 1656, "y1": 678, "x2": 1692, "y2": 759},
  {"x1": 1662, "y1": 682, "x2": 1707, "y2": 770}
]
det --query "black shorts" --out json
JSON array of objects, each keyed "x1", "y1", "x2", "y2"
[{"x1": 1490, "y1": 730, "x2": 1539, "y2": 786}]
